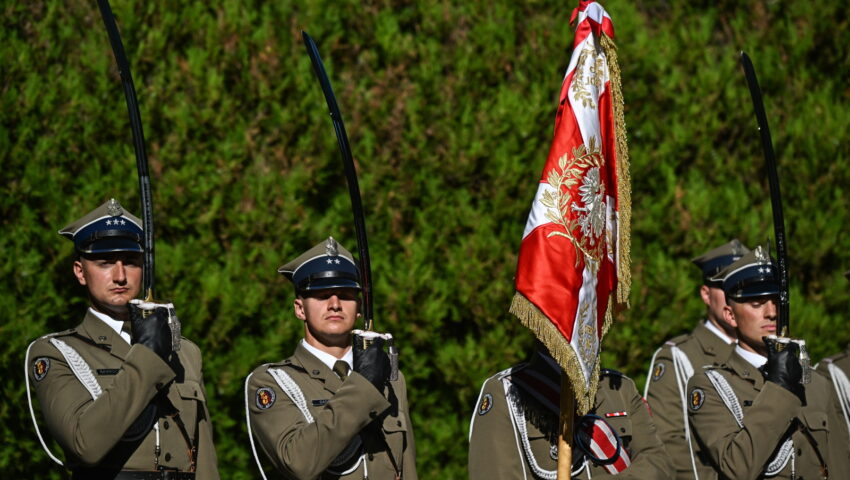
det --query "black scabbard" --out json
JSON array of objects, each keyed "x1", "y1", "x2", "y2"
[
  {"x1": 740, "y1": 51, "x2": 789, "y2": 335},
  {"x1": 302, "y1": 31, "x2": 374, "y2": 330},
  {"x1": 96, "y1": 0, "x2": 155, "y2": 298}
]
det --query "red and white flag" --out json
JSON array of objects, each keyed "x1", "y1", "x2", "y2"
[{"x1": 510, "y1": 0, "x2": 631, "y2": 414}]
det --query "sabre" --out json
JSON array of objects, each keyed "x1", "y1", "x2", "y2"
[
  {"x1": 302, "y1": 31, "x2": 374, "y2": 330},
  {"x1": 739, "y1": 51, "x2": 790, "y2": 336},
  {"x1": 96, "y1": 0, "x2": 155, "y2": 299}
]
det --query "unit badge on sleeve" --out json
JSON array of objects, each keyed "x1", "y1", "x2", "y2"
[
  {"x1": 689, "y1": 388, "x2": 705, "y2": 411},
  {"x1": 256, "y1": 387, "x2": 276, "y2": 410},
  {"x1": 33, "y1": 357, "x2": 50, "y2": 382},
  {"x1": 478, "y1": 393, "x2": 493, "y2": 415}
]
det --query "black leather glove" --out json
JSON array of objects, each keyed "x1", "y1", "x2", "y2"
[
  {"x1": 353, "y1": 336, "x2": 390, "y2": 392},
  {"x1": 762, "y1": 338, "x2": 805, "y2": 404},
  {"x1": 130, "y1": 305, "x2": 173, "y2": 363}
]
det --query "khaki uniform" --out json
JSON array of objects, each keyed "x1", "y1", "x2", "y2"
[
  {"x1": 27, "y1": 310, "x2": 219, "y2": 478},
  {"x1": 468, "y1": 354, "x2": 673, "y2": 480},
  {"x1": 247, "y1": 342, "x2": 417, "y2": 479},
  {"x1": 687, "y1": 349, "x2": 850, "y2": 479},
  {"x1": 645, "y1": 322, "x2": 734, "y2": 479},
  {"x1": 816, "y1": 344, "x2": 850, "y2": 458}
]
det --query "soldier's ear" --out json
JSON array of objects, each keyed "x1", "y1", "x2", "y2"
[
  {"x1": 723, "y1": 304, "x2": 737, "y2": 328},
  {"x1": 73, "y1": 260, "x2": 87, "y2": 286},
  {"x1": 294, "y1": 297, "x2": 307, "y2": 321},
  {"x1": 699, "y1": 285, "x2": 711, "y2": 307}
]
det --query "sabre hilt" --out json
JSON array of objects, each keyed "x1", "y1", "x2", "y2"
[
  {"x1": 764, "y1": 335, "x2": 811, "y2": 385},
  {"x1": 352, "y1": 329, "x2": 398, "y2": 381},
  {"x1": 129, "y1": 298, "x2": 181, "y2": 352}
]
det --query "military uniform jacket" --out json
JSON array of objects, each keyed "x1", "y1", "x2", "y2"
[
  {"x1": 27, "y1": 310, "x2": 219, "y2": 478},
  {"x1": 645, "y1": 321, "x2": 735, "y2": 479},
  {"x1": 815, "y1": 344, "x2": 850, "y2": 455},
  {"x1": 468, "y1": 354, "x2": 673, "y2": 480},
  {"x1": 247, "y1": 342, "x2": 417, "y2": 480},
  {"x1": 687, "y1": 349, "x2": 850, "y2": 480}
]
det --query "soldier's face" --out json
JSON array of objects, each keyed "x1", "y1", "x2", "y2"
[
  {"x1": 295, "y1": 287, "x2": 360, "y2": 349},
  {"x1": 701, "y1": 285, "x2": 731, "y2": 328},
  {"x1": 724, "y1": 295, "x2": 778, "y2": 355},
  {"x1": 74, "y1": 252, "x2": 143, "y2": 318}
]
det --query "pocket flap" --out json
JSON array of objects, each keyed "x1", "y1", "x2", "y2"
[{"x1": 175, "y1": 379, "x2": 206, "y2": 401}]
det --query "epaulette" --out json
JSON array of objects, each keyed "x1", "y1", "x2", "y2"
[
  {"x1": 37, "y1": 328, "x2": 77, "y2": 340},
  {"x1": 600, "y1": 368, "x2": 627, "y2": 378},
  {"x1": 663, "y1": 332, "x2": 692, "y2": 347},
  {"x1": 819, "y1": 347, "x2": 850, "y2": 365}
]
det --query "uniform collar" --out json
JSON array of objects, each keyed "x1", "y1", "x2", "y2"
[
  {"x1": 78, "y1": 309, "x2": 131, "y2": 359},
  {"x1": 703, "y1": 319, "x2": 735, "y2": 344},
  {"x1": 291, "y1": 342, "x2": 344, "y2": 394},
  {"x1": 300, "y1": 339, "x2": 353, "y2": 371},
  {"x1": 735, "y1": 344, "x2": 767, "y2": 369},
  {"x1": 723, "y1": 347, "x2": 765, "y2": 388},
  {"x1": 88, "y1": 307, "x2": 131, "y2": 345}
]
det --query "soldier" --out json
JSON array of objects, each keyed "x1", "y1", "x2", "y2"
[
  {"x1": 25, "y1": 199, "x2": 219, "y2": 479},
  {"x1": 687, "y1": 245, "x2": 850, "y2": 479},
  {"x1": 469, "y1": 344, "x2": 673, "y2": 479},
  {"x1": 245, "y1": 237, "x2": 417, "y2": 479},
  {"x1": 644, "y1": 239, "x2": 747, "y2": 479}
]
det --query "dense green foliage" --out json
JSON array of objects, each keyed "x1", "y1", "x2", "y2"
[{"x1": 3, "y1": 0, "x2": 849, "y2": 477}]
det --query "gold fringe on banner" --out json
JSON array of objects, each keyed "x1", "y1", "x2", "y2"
[
  {"x1": 600, "y1": 33, "x2": 632, "y2": 308},
  {"x1": 510, "y1": 292, "x2": 600, "y2": 415}
]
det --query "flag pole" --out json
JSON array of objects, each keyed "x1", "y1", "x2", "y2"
[{"x1": 557, "y1": 375, "x2": 574, "y2": 479}]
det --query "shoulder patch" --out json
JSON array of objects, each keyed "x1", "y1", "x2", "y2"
[
  {"x1": 689, "y1": 388, "x2": 705, "y2": 411},
  {"x1": 33, "y1": 357, "x2": 50, "y2": 381},
  {"x1": 651, "y1": 362, "x2": 666, "y2": 381},
  {"x1": 256, "y1": 387, "x2": 276, "y2": 410},
  {"x1": 478, "y1": 393, "x2": 494, "y2": 415}
]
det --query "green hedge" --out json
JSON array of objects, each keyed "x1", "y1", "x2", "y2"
[{"x1": 2, "y1": 1, "x2": 848, "y2": 477}]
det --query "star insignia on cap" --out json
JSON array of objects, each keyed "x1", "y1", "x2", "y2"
[
  {"x1": 119, "y1": 219, "x2": 126, "y2": 225},
  {"x1": 326, "y1": 258, "x2": 334, "y2": 264},
  {"x1": 334, "y1": 259, "x2": 340, "y2": 264},
  {"x1": 106, "y1": 219, "x2": 113, "y2": 226}
]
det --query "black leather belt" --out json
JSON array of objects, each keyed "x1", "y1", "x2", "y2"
[{"x1": 113, "y1": 471, "x2": 195, "y2": 480}]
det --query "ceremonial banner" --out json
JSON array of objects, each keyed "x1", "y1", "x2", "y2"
[{"x1": 510, "y1": 0, "x2": 630, "y2": 415}]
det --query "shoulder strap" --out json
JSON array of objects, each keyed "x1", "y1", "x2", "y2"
[{"x1": 703, "y1": 369, "x2": 793, "y2": 476}]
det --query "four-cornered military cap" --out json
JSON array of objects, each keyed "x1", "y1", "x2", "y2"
[
  {"x1": 59, "y1": 199, "x2": 143, "y2": 254},
  {"x1": 712, "y1": 245, "x2": 779, "y2": 301},
  {"x1": 691, "y1": 239, "x2": 750, "y2": 286},
  {"x1": 278, "y1": 237, "x2": 361, "y2": 292}
]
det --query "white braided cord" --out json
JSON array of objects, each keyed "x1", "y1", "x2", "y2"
[
  {"x1": 49, "y1": 338, "x2": 102, "y2": 400},
  {"x1": 267, "y1": 367, "x2": 364, "y2": 474},
  {"x1": 703, "y1": 369, "x2": 792, "y2": 476},
  {"x1": 503, "y1": 377, "x2": 557, "y2": 480},
  {"x1": 25, "y1": 339, "x2": 64, "y2": 466},
  {"x1": 827, "y1": 362, "x2": 850, "y2": 435},
  {"x1": 244, "y1": 371, "x2": 269, "y2": 480},
  {"x1": 671, "y1": 346, "x2": 700, "y2": 480}
]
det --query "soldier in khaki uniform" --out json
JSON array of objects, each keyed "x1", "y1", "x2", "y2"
[
  {"x1": 469, "y1": 346, "x2": 673, "y2": 479},
  {"x1": 687, "y1": 246, "x2": 850, "y2": 479},
  {"x1": 644, "y1": 240, "x2": 747, "y2": 479},
  {"x1": 246, "y1": 237, "x2": 417, "y2": 479},
  {"x1": 26, "y1": 199, "x2": 219, "y2": 479}
]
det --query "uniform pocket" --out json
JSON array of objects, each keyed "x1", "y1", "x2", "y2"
[{"x1": 175, "y1": 379, "x2": 207, "y2": 402}]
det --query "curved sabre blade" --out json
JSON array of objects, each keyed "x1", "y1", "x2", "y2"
[
  {"x1": 302, "y1": 31, "x2": 374, "y2": 329},
  {"x1": 740, "y1": 51, "x2": 789, "y2": 335}
]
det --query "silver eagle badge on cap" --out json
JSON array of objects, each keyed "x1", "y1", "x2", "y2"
[
  {"x1": 106, "y1": 198, "x2": 124, "y2": 217},
  {"x1": 325, "y1": 237, "x2": 339, "y2": 257}
]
